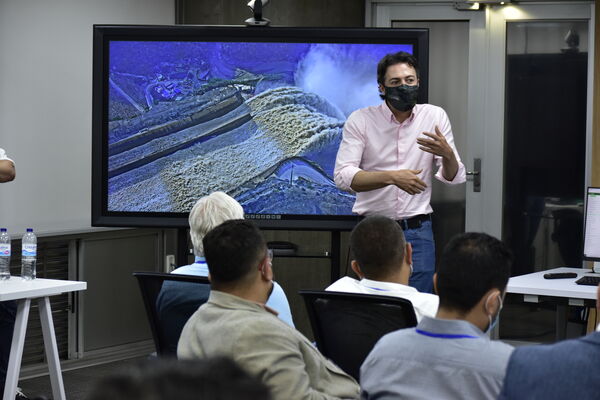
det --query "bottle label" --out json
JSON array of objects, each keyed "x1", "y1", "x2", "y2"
[
  {"x1": 22, "y1": 244, "x2": 36, "y2": 257},
  {"x1": 0, "y1": 244, "x2": 10, "y2": 256}
]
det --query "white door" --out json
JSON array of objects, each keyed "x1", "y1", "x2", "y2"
[{"x1": 369, "y1": 1, "x2": 594, "y2": 238}]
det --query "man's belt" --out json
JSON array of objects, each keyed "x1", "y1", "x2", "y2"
[{"x1": 396, "y1": 214, "x2": 431, "y2": 230}]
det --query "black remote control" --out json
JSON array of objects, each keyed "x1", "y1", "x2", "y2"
[{"x1": 543, "y1": 272, "x2": 578, "y2": 279}]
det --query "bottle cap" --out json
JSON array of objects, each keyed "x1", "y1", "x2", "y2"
[
  {"x1": 0, "y1": 228, "x2": 6, "y2": 232},
  {"x1": 26, "y1": 228, "x2": 33, "y2": 232}
]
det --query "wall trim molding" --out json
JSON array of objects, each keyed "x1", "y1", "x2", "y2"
[{"x1": 19, "y1": 340, "x2": 155, "y2": 380}]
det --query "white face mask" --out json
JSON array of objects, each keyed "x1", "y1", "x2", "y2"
[{"x1": 485, "y1": 294, "x2": 503, "y2": 334}]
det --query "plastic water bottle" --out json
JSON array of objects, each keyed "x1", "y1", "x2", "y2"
[
  {"x1": 21, "y1": 228, "x2": 37, "y2": 280},
  {"x1": 0, "y1": 228, "x2": 10, "y2": 280}
]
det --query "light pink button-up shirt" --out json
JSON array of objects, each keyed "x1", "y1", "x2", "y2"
[{"x1": 334, "y1": 102, "x2": 466, "y2": 220}]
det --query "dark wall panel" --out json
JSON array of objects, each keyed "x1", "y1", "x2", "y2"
[{"x1": 177, "y1": 0, "x2": 365, "y2": 27}]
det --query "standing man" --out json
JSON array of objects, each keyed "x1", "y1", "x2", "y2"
[
  {"x1": 334, "y1": 51, "x2": 466, "y2": 293},
  {"x1": 0, "y1": 148, "x2": 24, "y2": 399}
]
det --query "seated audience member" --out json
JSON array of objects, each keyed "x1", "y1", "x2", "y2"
[
  {"x1": 178, "y1": 220, "x2": 360, "y2": 400},
  {"x1": 326, "y1": 215, "x2": 438, "y2": 321},
  {"x1": 498, "y1": 284, "x2": 600, "y2": 400},
  {"x1": 361, "y1": 232, "x2": 513, "y2": 400},
  {"x1": 156, "y1": 192, "x2": 294, "y2": 354},
  {"x1": 87, "y1": 356, "x2": 272, "y2": 400}
]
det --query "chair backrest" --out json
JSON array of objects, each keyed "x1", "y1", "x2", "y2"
[
  {"x1": 133, "y1": 271, "x2": 210, "y2": 357},
  {"x1": 299, "y1": 290, "x2": 418, "y2": 381}
]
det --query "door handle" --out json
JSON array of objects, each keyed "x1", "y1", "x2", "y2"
[{"x1": 466, "y1": 158, "x2": 481, "y2": 192}]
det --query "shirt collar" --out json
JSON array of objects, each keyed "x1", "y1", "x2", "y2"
[
  {"x1": 208, "y1": 290, "x2": 279, "y2": 317},
  {"x1": 379, "y1": 101, "x2": 419, "y2": 124},
  {"x1": 359, "y1": 278, "x2": 417, "y2": 294},
  {"x1": 417, "y1": 316, "x2": 487, "y2": 339}
]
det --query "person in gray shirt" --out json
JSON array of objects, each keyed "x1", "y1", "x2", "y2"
[{"x1": 360, "y1": 232, "x2": 514, "y2": 400}]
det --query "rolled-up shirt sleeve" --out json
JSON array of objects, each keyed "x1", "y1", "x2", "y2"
[
  {"x1": 0, "y1": 148, "x2": 13, "y2": 164},
  {"x1": 334, "y1": 114, "x2": 365, "y2": 193},
  {"x1": 433, "y1": 112, "x2": 466, "y2": 185}
]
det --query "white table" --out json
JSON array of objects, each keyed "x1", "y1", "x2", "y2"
[
  {"x1": 506, "y1": 267, "x2": 598, "y2": 340},
  {"x1": 0, "y1": 278, "x2": 86, "y2": 400}
]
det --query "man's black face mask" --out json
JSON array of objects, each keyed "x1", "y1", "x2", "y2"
[{"x1": 384, "y1": 85, "x2": 419, "y2": 112}]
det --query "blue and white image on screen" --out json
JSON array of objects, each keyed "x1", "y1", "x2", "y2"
[{"x1": 106, "y1": 41, "x2": 412, "y2": 214}]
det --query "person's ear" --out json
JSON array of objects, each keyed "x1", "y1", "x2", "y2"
[
  {"x1": 351, "y1": 260, "x2": 364, "y2": 279},
  {"x1": 264, "y1": 264, "x2": 273, "y2": 281},
  {"x1": 378, "y1": 83, "x2": 385, "y2": 96},
  {"x1": 405, "y1": 242, "x2": 413, "y2": 266},
  {"x1": 484, "y1": 290, "x2": 502, "y2": 315},
  {"x1": 259, "y1": 254, "x2": 273, "y2": 281},
  {"x1": 433, "y1": 273, "x2": 438, "y2": 295}
]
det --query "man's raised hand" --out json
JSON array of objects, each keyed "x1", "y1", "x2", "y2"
[{"x1": 417, "y1": 125, "x2": 454, "y2": 160}]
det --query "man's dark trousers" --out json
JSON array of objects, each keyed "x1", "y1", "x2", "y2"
[{"x1": 0, "y1": 300, "x2": 17, "y2": 395}]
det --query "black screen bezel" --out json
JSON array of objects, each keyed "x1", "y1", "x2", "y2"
[{"x1": 92, "y1": 25, "x2": 429, "y2": 230}]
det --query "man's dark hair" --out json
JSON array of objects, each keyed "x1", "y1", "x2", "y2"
[
  {"x1": 87, "y1": 357, "x2": 272, "y2": 400},
  {"x1": 436, "y1": 232, "x2": 512, "y2": 313},
  {"x1": 202, "y1": 220, "x2": 266, "y2": 285},
  {"x1": 377, "y1": 51, "x2": 420, "y2": 85},
  {"x1": 350, "y1": 215, "x2": 406, "y2": 281}
]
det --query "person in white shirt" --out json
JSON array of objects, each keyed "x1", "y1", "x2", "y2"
[
  {"x1": 0, "y1": 147, "x2": 23, "y2": 399},
  {"x1": 326, "y1": 215, "x2": 438, "y2": 321}
]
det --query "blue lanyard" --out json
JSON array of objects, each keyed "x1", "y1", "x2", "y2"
[
  {"x1": 416, "y1": 329, "x2": 479, "y2": 339},
  {"x1": 363, "y1": 286, "x2": 390, "y2": 292}
]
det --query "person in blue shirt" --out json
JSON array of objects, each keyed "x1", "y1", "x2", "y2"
[
  {"x1": 361, "y1": 232, "x2": 514, "y2": 400},
  {"x1": 498, "y1": 284, "x2": 600, "y2": 400},
  {"x1": 156, "y1": 192, "x2": 294, "y2": 354}
]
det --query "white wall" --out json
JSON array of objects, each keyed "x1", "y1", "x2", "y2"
[{"x1": 0, "y1": 0, "x2": 174, "y2": 236}]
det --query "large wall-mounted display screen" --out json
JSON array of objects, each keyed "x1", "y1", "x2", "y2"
[{"x1": 92, "y1": 25, "x2": 429, "y2": 229}]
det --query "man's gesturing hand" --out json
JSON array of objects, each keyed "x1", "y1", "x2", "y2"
[
  {"x1": 391, "y1": 169, "x2": 427, "y2": 195},
  {"x1": 417, "y1": 125, "x2": 454, "y2": 160}
]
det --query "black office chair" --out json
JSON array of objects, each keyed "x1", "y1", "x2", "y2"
[
  {"x1": 299, "y1": 290, "x2": 417, "y2": 381},
  {"x1": 133, "y1": 271, "x2": 210, "y2": 357}
]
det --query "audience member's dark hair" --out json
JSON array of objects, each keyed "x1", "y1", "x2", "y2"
[
  {"x1": 202, "y1": 219, "x2": 266, "y2": 284},
  {"x1": 350, "y1": 215, "x2": 406, "y2": 280},
  {"x1": 377, "y1": 51, "x2": 420, "y2": 85},
  {"x1": 87, "y1": 357, "x2": 272, "y2": 400},
  {"x1": 436, "y1": 232, "x2": 512, "y2": 313}
]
